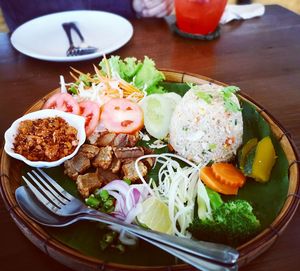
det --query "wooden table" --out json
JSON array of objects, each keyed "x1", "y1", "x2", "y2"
[{"x1": 0, "y1": 5, "x2": 299, "y2": 271}]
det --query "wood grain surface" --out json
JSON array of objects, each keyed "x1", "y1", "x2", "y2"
[{"x1": 0, "y1": 5, "x2": 299, "y2": 271}]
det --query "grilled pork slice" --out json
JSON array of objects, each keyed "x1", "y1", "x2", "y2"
[
  {"x1": 113, "y1": 147, "x2": 144, "y2": 160},
  {"x1": 113, "y1": 133, "x2": 140, "y2": 147},
  {"x1": 91, "y1": 131, "x2": 140, "y2": 147},
  {"x1": 110, "y1": 157, "x2": 122, "y2": 173},
  {"x1": 143, "y1": 157, "x2": 155, "y2": 168},
  {"x1": 97, "y1": 168, "x2": 120, "y2": 184},
  {"x1": 122, "y1": 160, "x2": 148, "y2": 182},
  {"x1": 64, "y1": 153, "x2": 91, "y2": 180},
  {"x1": 79, "y1": 144, "x2": 100, "y2": 159},
  {"x1": 95, "y1": 131, "x2": 115, "y2": 146},
  {"x1": 76, "y1": 172, "x2": 104, "y2": 198},
  {"x1": 92, "y1": 146, "x2": 113, "y2": 169},
  {"x1": 142, "y1": 146, "x2": 154, "y2": 155}
]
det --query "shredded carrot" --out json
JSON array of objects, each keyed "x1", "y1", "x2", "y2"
[
  {"x1": 69, "y1": 71, "x2": 79, "y2": 82},
  {"x1": 69, "y1": 65, "x2": 144, "y2": 101},
  {"x1": 70, "y1": 67, "x2": 89, "y2": 78},
  {"x1": 211, "y1": 163, "x2": 246, "y2": 188},
  {"x1": 118, "y1": 80, "x2": 144, "y2": 100},
  {"x1": 200, "y1": 166, "x2": 239, "y2": 195},
  {"x1": 93, "y1": 64, "x2": 110, "y2": 82}
]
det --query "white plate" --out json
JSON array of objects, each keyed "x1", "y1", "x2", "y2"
[{"x1": 10, "y1": 10, "x2": 133, "y2": 62}]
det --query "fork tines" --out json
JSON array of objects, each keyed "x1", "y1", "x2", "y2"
[
  {"x1": 67, "y1": 47, "x2": 98, "y2": 56},
  {"x1": 22, "y1": 169, "x2": 72, "y2": 213}
]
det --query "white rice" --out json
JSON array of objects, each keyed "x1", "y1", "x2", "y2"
[{"x1": 169, "y1": 83, "x2": 243, "y2": 166}]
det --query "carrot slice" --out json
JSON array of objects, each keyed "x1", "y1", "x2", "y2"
[
  {"x1": 211, "y1": 163, "x2": 246, "y2": 188},
  {"x1": 200, "y1": 167, "x2": 239, "y2": 195}
]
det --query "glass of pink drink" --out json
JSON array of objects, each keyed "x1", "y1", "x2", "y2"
[{"x1": 174, "y1": 0, "x2": 227, "y2": 35}]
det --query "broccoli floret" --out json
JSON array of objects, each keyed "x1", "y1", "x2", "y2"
[{"x1": 188, "y1": 199, "x2": 261, "y2": 247}]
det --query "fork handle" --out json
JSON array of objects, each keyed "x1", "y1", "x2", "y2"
[
  {"x1": 62, "y1": 23, "x2": 74, "y2": 46},
  {"x1": 77, "y1": 213, "x2": 237, "y2": 271},
  {"x1": 68, "y1": 22, "x2": 85, "y2": 42},
  {"x1": 78, "y1": 211, "x2": 238, "y2": 266},
  {"x1": 133, "y1": 233, "x2": 238, "y2": 271},
  {"x1": 62, "y1": 22, "x2": 84, "y2": 42}
]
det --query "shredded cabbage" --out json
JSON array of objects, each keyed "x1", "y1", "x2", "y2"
[{"x1": 135, "y1": 153, "x2": 212, "y2": 238}]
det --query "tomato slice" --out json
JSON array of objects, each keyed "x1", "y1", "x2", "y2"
[
  {"x1": 79, "y1": 101, "x2": 100, "y2": 137},
  {"x1": 43, "y1": 93, "x2": 80, "y2": 115},
  {"x1": 100, "y1": 98, "x2": 144, "y2": 134}
]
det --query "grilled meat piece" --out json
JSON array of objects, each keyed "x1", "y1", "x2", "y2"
[
  {"x1": 92, "y1": 146, "x2": 113, "y2": 169},
  {"x1": 110, "y1": 157, "x2": 122, "y2": 173},
  {"x1": 111, "y1": 133, "x2": 128, "y2": 147},
  {"x1": 97, "y1": 168, "x2": 120, "y2": 184},
  {"x1": 143, "y1": 157, "x2": 155, "y2": 168},
  {"x1": 79, "y1": 144, "x2": 100, "y2": 159},
  {"x1": 142, "y1": 146, "x2": 155, "y2": 155},
  {"x1": 76, "y1": 172, "x2": 104, "y2": 198},
  {"x1": 139, "y1": 147, "x2": 155, "y2": 168},
  {"x1": 122, "y1": 160, "x2": 148, "y2": 182},
  {"x1": 93, "y1": 131, "x2": 140, "y2": 148},
  {"x1": 128, "y1": 132, "x2": 140, "y2": 147},
  {"x1": 113, "y1": 133, "x2": 139, "y2": 147},
  {"x1": 64, "y1": 153, "x2": 91, "y2": 180},
  {"x1": 113, "y1": 146, "x2": 144, "y2": 160},
  {"x1": 95, "y1": 131, "x2": 116, "y2": 146}
]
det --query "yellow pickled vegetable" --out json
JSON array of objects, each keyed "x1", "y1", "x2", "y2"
[
  {"x1": 239, "y1": 138, "x2": 258, "y2": 170},
  {"x1": 252, "y1": 136, "x2": 276, "y2": 183}
]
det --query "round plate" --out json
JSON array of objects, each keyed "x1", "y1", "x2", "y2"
[
  {"x1": 10, "y1": 11, "x2": 133, "y2": 62},
  {"x1": 1, "y1": 70, "x2": 299, "y2": 270}
]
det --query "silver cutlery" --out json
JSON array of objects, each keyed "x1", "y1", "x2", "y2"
[
  {"x1": 62, "y1": 22, "x2": 98, "y2": 56},
  {"x1": 19, "y1": 168, "x2": 239, "y2": 270},
  {"x1": 16, "y1": 185, "x2": 238, "y2": 271}
]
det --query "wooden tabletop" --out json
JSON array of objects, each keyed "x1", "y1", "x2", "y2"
[{"x1": 0, "y1": 5, "x2": 299, "y2": 271}]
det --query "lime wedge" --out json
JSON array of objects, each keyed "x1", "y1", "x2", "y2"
[{"x1": 137, "y1": 196, "x2": 173, "y2": 234}]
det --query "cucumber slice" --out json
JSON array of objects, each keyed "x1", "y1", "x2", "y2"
[
  {"x1": 163, "y1": 92, "x2": 182, "y2": 110},
  {"x1": 140, "y1": 93, "x2": 181, "y2": 139}
]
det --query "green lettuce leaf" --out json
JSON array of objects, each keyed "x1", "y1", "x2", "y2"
[
  {"x1": 133, "y1": 56, "x2": 165, "y2": 94},
  {"x1": 99, "y1": 56, "x2": 165, "y2": 95},
  {"x1": 120, "y1": 57, "x2": 142, "y2": 81},
  {"x1": 99, "y1": 55, "x2": 123, "y2": 79}
]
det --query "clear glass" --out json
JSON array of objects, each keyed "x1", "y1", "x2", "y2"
[{"x1": 174, "y1": 0, "x2": 227, "y2": 35}]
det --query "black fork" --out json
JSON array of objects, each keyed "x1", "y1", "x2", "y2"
[{"x1": 62, "y1": 22, "x2": 98, "y2": 56}]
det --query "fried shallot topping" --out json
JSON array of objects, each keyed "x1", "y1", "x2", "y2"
[{"x1": 13, "y1": 117, "x2": 78, "y2": 161}]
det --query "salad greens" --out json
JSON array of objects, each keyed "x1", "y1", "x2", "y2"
[
  {"x1": 99, "y1": 55, "x2": 141, "y2": 80},
  {"x1": 99, "y1": 56, "x2": 166, "y2": 95}
]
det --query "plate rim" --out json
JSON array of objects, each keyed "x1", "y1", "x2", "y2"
[
  {"x1": 1, "y1": 69, "x2": 299, "y2": 270},
  {"x1": 10, "y1": 10, "x2": 134, "y2": 62}
]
